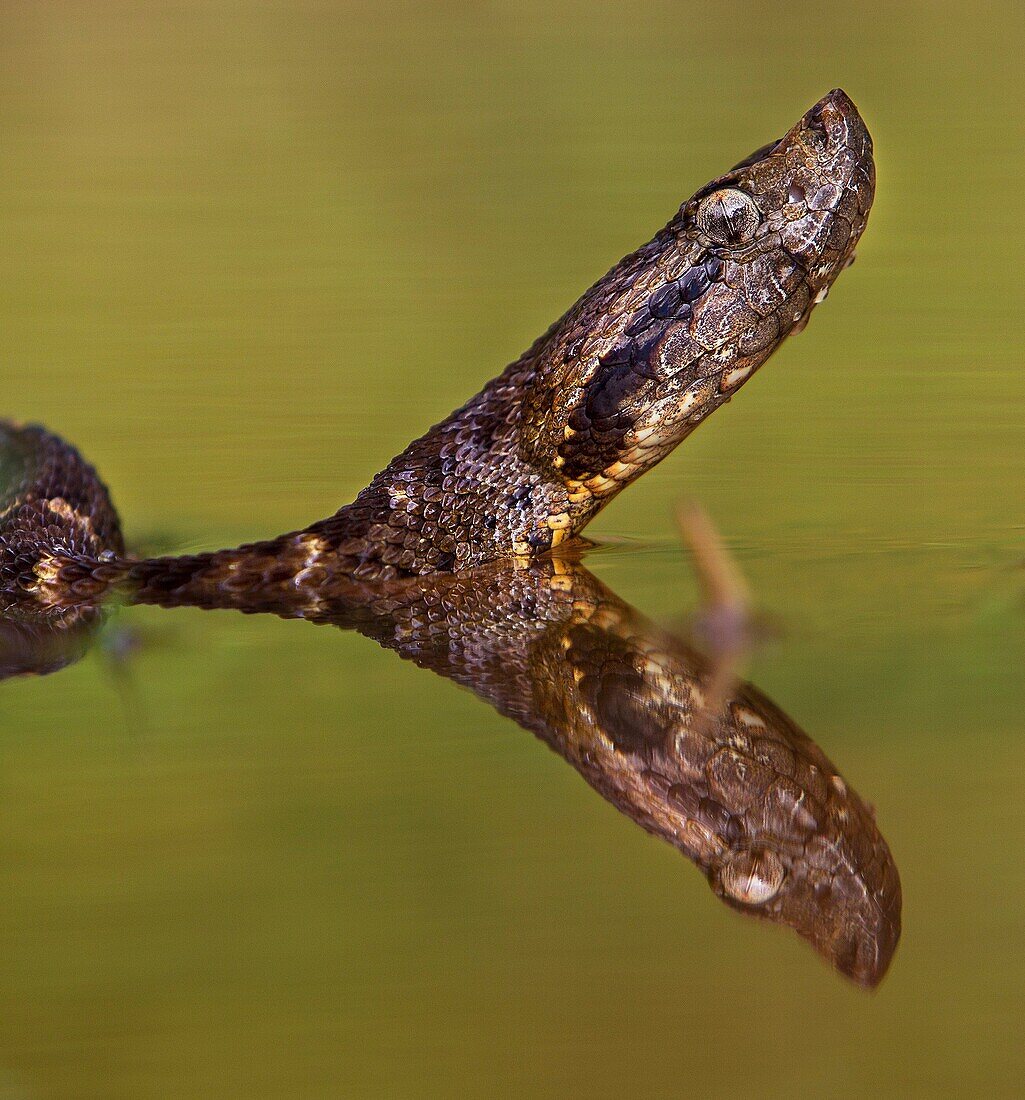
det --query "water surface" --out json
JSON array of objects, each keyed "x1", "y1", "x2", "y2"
[{"x1": 2, "y1": 2, "x2": 1024, "y2": 1095}]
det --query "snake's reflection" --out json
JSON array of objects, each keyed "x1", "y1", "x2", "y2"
[{"x1": 1, "y1": 553, "x2": 901, "y2": 988}]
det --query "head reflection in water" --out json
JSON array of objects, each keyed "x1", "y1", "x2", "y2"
[
  {"x1": 521, "y1": 563, "x2": 902, "y2": 987},
  {"x1": 1, "y1": 546, "x2": 902, "y2": 988}
]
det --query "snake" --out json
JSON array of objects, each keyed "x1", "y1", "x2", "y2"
[
  {"x1": 1, "y1": 89, "x2": 872, "y2": 615},
  {"x1": 1, "y1": 90, "x2": 897, "y2": 984}
]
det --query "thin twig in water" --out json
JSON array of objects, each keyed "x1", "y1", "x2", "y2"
[{"x1": 676, "y1": 502, "x2": 755, "y2": 733}]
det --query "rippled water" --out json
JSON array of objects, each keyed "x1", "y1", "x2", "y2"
[{"x1": 3, "y1": 2, "x2": 1025, "y2": 1095}]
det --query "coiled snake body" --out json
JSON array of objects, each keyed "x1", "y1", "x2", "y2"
[{"x1": 0, "y1": 91, "x2": 899, "y2": 985}]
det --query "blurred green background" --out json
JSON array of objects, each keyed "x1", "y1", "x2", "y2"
[{"x1": 2, "y1": 2, "x2": 1025, "y2": 1096}]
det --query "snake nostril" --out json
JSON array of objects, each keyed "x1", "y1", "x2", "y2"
[{"x1": 806, "y1": 102, "x2": 829, "y2": 139}]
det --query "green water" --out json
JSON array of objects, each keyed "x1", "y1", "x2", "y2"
[{"x1": 3, "y1": 2, "x2": 1025, "y2": 1095}]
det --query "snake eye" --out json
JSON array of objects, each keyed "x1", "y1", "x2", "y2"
[
  {"x1": 714, "y1": 847, "x2": 786, "y2": 906},
  {"x1": 695, "y1": 188, "x2": 761, "y2": 245}
]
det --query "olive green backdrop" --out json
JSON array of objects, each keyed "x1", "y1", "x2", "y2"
[{"x1": 2, "y1": 2, "x2": 1023, "y2": 1096}]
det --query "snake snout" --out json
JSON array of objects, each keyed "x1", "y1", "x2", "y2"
[{"x1": 809, "y1": 88, "x2": 874, "y2": 165}]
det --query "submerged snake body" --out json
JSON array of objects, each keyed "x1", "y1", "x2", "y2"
[{"x1": 1, "y1": 90, "x2": 872, "y2": 612}]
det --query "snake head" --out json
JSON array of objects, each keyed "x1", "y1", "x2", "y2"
[
  {"x1": 695, "y1": 87, "x2": 875, "y2": 302},
  {"x1": 707, "y1": 769, "x2": 902, "y2": 989},
  {"x1": 534, "y1": 90, "x2": 875, "y2": 520}
]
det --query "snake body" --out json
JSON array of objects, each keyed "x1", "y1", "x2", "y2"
[
  {"x1": 0, "y1": 92, "x2": 898, "y2": 984},
  {"x1": 1, "y1": 90, "x2": 872, "y2": 614}
]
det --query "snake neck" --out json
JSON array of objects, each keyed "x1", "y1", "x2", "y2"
[
  {"x1": 18, "y1": 336, "x2": 576, "y2": 612},
  {"x1": 311, "y1": 334, "x2": 587, "y2": 579}
]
